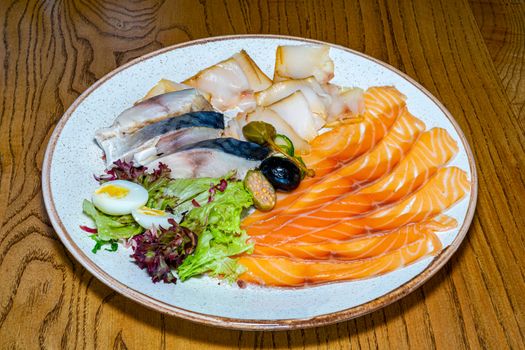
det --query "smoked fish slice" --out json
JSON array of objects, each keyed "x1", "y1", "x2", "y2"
[
  {"x1": 239, "y1": 233, "x2": 442, "y2": 287},
  {"x1": 246, "y1": 127, "x2": 458, "y2": 236},
  {"x1": 252, "y1": 215, "x2": 456, "y2": 260},
  {"x1": 253, "y1": 167, "x2": 470, "y2": 245},
  {"x1": 278, "y1": 109, "x2": 425, "y2": 213}
]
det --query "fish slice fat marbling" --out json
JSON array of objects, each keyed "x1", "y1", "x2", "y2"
[
  {"x1": 239, "y1": 233, "x2": 443, "y2": 287},
  {"x1": 252, "y1": 167, "x2": 469, "y2": 245}
]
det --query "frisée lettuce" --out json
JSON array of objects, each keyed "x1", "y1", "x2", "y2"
[{"x1": 177, "y1": 181, "x2": 254, "y2": 282}]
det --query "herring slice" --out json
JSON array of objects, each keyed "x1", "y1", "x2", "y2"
[
  {"x1": 100, "y1": 111, "x2": 224, "y2": 166},
  {"x1": 95, "y1": 89, "x2": 214, "y2": 166},
  {"x1": 95, "y1": 89, "x2": 212, "y2": 154},
  {"x1": 145, "y1": 138, "x2": 270, "y2": 180}
]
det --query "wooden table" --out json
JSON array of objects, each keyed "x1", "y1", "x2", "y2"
[{"x1": 1, "y1": 0, "x2": 523, "y2": 348}]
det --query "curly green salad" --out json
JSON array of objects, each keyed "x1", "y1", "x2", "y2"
[{"x1": 81, "y1": 160, "x2": 254, "y2": 283}]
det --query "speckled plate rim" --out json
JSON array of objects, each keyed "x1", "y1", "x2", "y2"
[{"x1": 42, "y1": 34, "x2": 478, "y2": 331}]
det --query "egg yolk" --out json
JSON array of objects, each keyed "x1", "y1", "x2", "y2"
[
  {"x1": 96, "y1": 184, "x2": 129, "y2": 198},
  {"x1": 137, "y1": 207, "x2": 167, "y2": 217}
]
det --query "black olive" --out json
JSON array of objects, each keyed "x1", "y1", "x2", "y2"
[{"x1": 260, "y1": 157, "x2": 301, "y2": 192}]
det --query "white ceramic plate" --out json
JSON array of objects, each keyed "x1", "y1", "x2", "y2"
[{"x1": 42, "y1": 35, "x2": 477, "y2": 330}]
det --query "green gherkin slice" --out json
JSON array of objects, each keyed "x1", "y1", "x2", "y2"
[{"x1": 244, "y1": 170, "x2": 276, "y2": 211}]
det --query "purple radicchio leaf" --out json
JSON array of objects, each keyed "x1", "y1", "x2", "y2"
[
  {"x1": 130, "y1": 219, "x2": 197, "y2": 284},
  {"x1": 79, "y1": 225, "x2": 97, "y2": 234},
  {"x1": 94, "y1": 160, "x2": 171, "y2": 188},
  {"x1": 207, "y1": 178, "x2": 228, "y2": 203}
]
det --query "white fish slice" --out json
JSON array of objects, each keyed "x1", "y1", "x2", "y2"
[
  {"x1": 255, "y1": 77, "x2": 331, "y2": 121},
  {"x1": 267, "y1": 91, "x2": 323, "y2": 142},
  {"x1": 236, "y1": 108, "x2": 311, "y2": 154},
  {"x1": 183, "y1": 50, "x2": 272, "y2": 112},
  {"x1": 273, "y1": 45, "x2": 334, "y2": 83},
  {"x1": 135, "y1": 79, "x2": 196, "y2": 104}
]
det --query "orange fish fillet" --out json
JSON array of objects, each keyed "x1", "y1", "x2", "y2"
[
  {"x1": 243, "y1": 86, "x2": 406, "y2": 227},
  {"x1": 239, "y1": 233, "x2": 442, "y2": 287},
  {"x1": 252, "y1": 215, "x2": 457, "y2": 260},
  {"x1": 253, "y1": 167, "x2": 470, "y2": 245},
  {"x1": 270, "y1": 109, "x2": 425, "y2": 214},
  {"x1": 246, "y1": 127, "x2": 458, "y2": 236},
  {"x1": 303, "y1": 86, "x2": 406, "y2": 163},
  {"x1": 357, "y1": 128, "x2": 459, "y2": 199}
]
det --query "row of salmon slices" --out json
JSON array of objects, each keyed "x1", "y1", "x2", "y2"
[{"x1": 237, "y1": 86, "x2": 470, "y2": 287}]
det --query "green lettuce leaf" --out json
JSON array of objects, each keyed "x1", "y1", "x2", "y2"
[
  {"x1": 95, "y1": 161, "x2": 235, "y2": 212},
  {"x1": 145, "y1": 176, "x2": 178, "y2": 210},
  {"x1": 82, "y1": 199, "x2": 143, "y2": 241},
  {"x1": 165, "y1": 177, "x2": 218, "y2": 202},
  {"x1": 89, "y1": 235, "x2": 119, "y2": 254},
  {"x1": 149, "y1": 172, "x2": 234, "y2": 211},
  {"x1": 177, "y1": 181, "x2": 254, "y2": 282},
  {"x1": 168, "y1": 172, "x2": 235, "y2": 216}
]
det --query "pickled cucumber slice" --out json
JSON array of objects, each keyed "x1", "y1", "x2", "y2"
[{"x1": 244, "y1": 170, "x2": 276, "y2": 211}]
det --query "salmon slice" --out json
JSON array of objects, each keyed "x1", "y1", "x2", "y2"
[
  {"x1": 252, "y1": 215, "x2": 456, "y2": 260},
  {"x1": 246, "y1": 127, "x2": 458, "y2": 236},
  {"x1": 418, "y1": 214, "x2": 458, "y2": 231},
  {"x1": 278, "y1": 109, "x2": 425, "y2": 213},
  {"x1": 357, "y1": 127, "x2": 459, "y2": 198},
  {"x1": 303, "y1": 86, "x2": 406, "y2": 165},
  {"x1": 239, "y1": 233, "x2": 442, "y2": 287},
  {"x1": 242, "y1": 86, "x2": 406, "y2": 227},
  {"x1": 253, "y1": 167, "x2": 470, "y2": 245}
]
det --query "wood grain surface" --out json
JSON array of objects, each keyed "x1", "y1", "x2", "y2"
[
  {"x1": 0, "y1": 0, "x2": 524, "y2": 349},
  {"x1": 470, "y1": 0, "x2": 525, "y2": 122}
]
